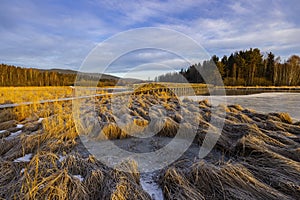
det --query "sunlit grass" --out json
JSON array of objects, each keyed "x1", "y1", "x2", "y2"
[
  {"x1": 0, "y1": 87, "x2": 73, "y2": 104},
  {"x1": 0, "y1": 83, "x2": 299, "y2": 199}
]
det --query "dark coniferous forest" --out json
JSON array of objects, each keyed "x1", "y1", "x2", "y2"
[{"x1": 156, "y1": 48, "x2": 300, "y2": 86}]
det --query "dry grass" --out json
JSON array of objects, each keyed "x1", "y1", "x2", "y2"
[
  {"x1": 7, "y1": 152, "x2": 107, "y2": 200},
  {"x1": 159, "y1": 100, "x2": 300, "y2": 200},
  {"x1": 189, "y1": 161, "x2": 290, "y2": 200},
  {"x1": 242, "y1": 151, "x2": 300, "y2": 198},
  {"x1": 156, "y1": 117, "x2": 179, "y2": 137},
  {"x1": 268, "y1": 112, "x2": 293, "y2": 124},
  {"x1": 1, "y1": 85, "x2": 300, "y2": 199},
  {"x1": 97, "y1": 122, "x2": 125, "y2": 140},
  {"x1": 0, "y1": 108, "x2": 16, "y2": 123},
  {"x1": 22, "y1": 162, "x2": 88, "y2": 200},
  {"x1": 103, "y1": 160, "x2": 151, "y2": 200},
  {"x1": 0, "y1": 87, "x2": 73, "y2": 104},
  {"x1": 161, "y1": 167, "x2": 205, "y2": 200},
  {"x1": 0, "y1": 159, "x2": 24, "y2": 199}
]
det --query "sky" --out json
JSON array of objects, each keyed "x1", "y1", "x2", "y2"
[{"x1": 0, "y1": 0, "x2": 299, "y2": 79}]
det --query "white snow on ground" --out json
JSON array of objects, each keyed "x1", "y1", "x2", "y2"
[
  {"x1": 186, "y1": 93, "x2": 300, "y2": 121},
  {"x1": 16, "y1": 124, "x2": 24, "y2": 129},
  {"x1": 20, "y1": 168, "x2": 25, "y2": 173},
  {"x1": 14, "y1": 153, "x2": 32, "y2": 162},
  {"x1": 140, "y1": 173, "x2": 164, "y2": 200},
  {"x1": 58, "y1": 155, "x2": 66, "y2": 162},
  {"x1": 73, "y1": 175, "x2": 84, "y2": 182},
  {"x1": 38, "y1": 118, "x2": 44, "y2": 123},
  {"x1": 0, "y1": 130, "x2": 7, "y2": 134},
  {"x1": 6, "y1": 130, "x2": 22, "y2": 140}
]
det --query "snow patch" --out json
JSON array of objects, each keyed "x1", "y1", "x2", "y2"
[
  {"x1": 14, "y1": 153, "x2": 32, "y2": 162},
  {"x1": 58, "y1": 155, "x2": 66, "y2": 162},
  {"x1": 73, "y1": 175, "x2": 84, "y2": 182},
  {"x1": 16, "y1": 124, "x2": 24, "y2": 129},
  {"x1": 6, "y1": 130, "x2": 22, "y2": 140},
  {"x1": 140, "y1": 173, "x2": 163, "y2": 200},
  {"x1": 186, "y1": 93, "x2": 300, "y2": 120},
  {"x1": 0, "y1": 130, "x2": 7, "y2": 134},
  {"x1": 38, "y1": 118, "x2": 44, "y2": 123}
]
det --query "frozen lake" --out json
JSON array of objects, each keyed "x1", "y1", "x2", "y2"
[{"x1": 186, "y1": 92, "x2": 300, "y2": 121}]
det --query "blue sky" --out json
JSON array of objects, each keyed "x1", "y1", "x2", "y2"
[{"x1": 0, "y1": 0, "x2": 299, "y2": 79}]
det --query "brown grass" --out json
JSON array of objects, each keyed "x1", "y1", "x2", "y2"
[
  {"x1": 0, "y1": 108, "x2": 16, "y2": 123},
  {"x1": 0, "y1": 86, "x2": 73, "y2": 104},
  {"x1": 102, "y1": 160, "x2": 151, "y2": 200},
  {"x1": 190, "y1": 161, "x2": 290, "y2": 200},
  {"x1": 1, "y1": 85, "x2": 300, "y2": 199},
  {"x1": 159, "y1": 96, "x2": 300, "y2": 200},
  {"x1": 160, "y1": 167, "x2": 205, "y2": 200},
  {"x1": 15, "y1": 152, "x2": 109, "y2": 200}
]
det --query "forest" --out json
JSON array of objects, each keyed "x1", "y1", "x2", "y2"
[
  {"x1": 0, "y1": 64, "x2": 118, "y2": 87},
  {"x1": 156, "y1": 48, "x2": 300, "y2": 86}
]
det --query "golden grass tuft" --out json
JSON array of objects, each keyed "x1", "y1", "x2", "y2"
[
  {"x1": 22, "y1": 169, "x2": 88, "y2": 200},
  {"x1": 154, "y1": 117, "x2": 179, "y2": 137},
  {"x1": 228, "y1": 104, "x2": 244, "y2": 112},
  {"x1": 0, "y1": 159, "x2": 24, "y2": 199},
  {"x1": 160, "y1": 167, "x2": 205, "y2": 200},
  {"x1": 19, "y1": 152, "x2": 109, "y2": 200},
  {"x1": 189, "y1": 161, "x2": 290, "y2": 200},
  {"x1": 269, "y1": 112, "x2": 293, "y2": 124},
  {"x1": 103, "y1": 160, "x2": 151, "y2": 200},
  {"x1": 83, "y1": 169, "x2": 105, "y2": 199},
  {"x1": 61, "y1": 154, "x2": 101, "y2": 178},
  {"x1": 42, "y1": 110, "x2": 78, "y2": 142},
  {"x1": 97, "y1": 122, "x2": 126, "y2": 140},
  {"x1": 242, "y1": 150, "x2": 300, "y2": 198},
  {"x1": 0, "y1": 108, "x2": 16, "y2": 123},
  {"x1": 0, "y1": 119, "x2": 17, "y2": 130}
]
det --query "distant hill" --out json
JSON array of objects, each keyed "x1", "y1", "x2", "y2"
[
  {"x1": 0, "y1": 64, "x2": 142, "y2": 86},
  {"x1": 40, "y1": 68, "x2": 120, "y2": 80},
  {"x1": 42, "y1": 68, "x2": 142, "y2": 84}
]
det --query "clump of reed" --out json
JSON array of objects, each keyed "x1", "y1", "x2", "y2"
[
  {"x1": 160, "y1": 160, "x2": 292, "y2": 200},
  {"x1": 155, "y1": 117, "x2": 179, "y2": 137},
  {"x1": 97, "y1": 122, "x2": 125, "y2": 140},
  {"x1": 0, "y1": 159, "x2": 24, "y2": 199},
  {"x1": 42, "y1": 112, "x2": 78, "y2": 141},
  {"x1": 242, "y1": 150, "x2": 300, "y2": 198},
  {"x1": 83, "y1": 169, "x2": 105, "y2": 199},
  {"x1": 0, "y1": 108, "x2": 16, "y2": 123},
  {"x1": 189, "y1": 161, "x2": 290, "y2": 200},
  {"x1": 160, "y1": 167, "x2": 205, "y2": 200},
  {"x1": 102, "y1": 160, "x2": 151, "y2": 200},
  {"x1": 268, "y1": 112, "x2": 293, "y2": 124},
  {"x1": 17, "y1": 152, "x2": 108, "y2": 200},
  {"x1": 0, "y1": 119, "x2": 17, "y2": 130}
]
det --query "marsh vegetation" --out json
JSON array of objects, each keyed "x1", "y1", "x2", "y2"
[{"x1": 0, "y1": 85, "x2": 299, "y2": 199}]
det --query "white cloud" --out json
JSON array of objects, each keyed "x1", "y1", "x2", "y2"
[
  {"x1": 229, "y1": 2, "x2": 249, "y2": 14},
  {"x1": 153, "y1": 0, "x2": 299, "y2": 59},
  {"x1": 0, "y1": 0, "x2": 299, "y2": 79}
]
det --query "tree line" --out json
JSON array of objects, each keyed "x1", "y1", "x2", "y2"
[
  {"x1": 156, "y1": 48, "x2": 300, "y2": 86},
  {"x1": 0, "y1": 64, "x2": 117, "y2": 87}
]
